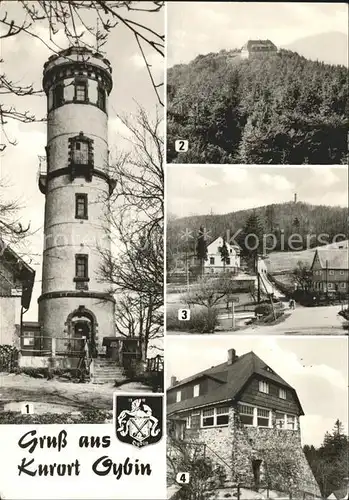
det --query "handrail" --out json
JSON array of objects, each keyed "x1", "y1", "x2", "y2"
[{"x1": 204, "y1": 442, "x2": 235, "y2": 473}]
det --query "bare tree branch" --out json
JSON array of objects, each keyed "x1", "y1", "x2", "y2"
[{"x1": 0, "y1": 1, "x2": 164, "y2": 150}]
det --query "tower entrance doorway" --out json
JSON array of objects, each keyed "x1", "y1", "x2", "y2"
[
  {"x1": 66, "y1": 306, "x2": 98, "y2": 358},
  {"x1": 74, "y1": 320, "x2": 90, "y2": 340}
]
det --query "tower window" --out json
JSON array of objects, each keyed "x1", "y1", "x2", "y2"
[
  {"x1": 68, "y1": 133, "x2": 94, "y2": 182},
  {"x1": 75, "y1": 194, "x2": 88, "y2": 219},
  {"x1": 53, "y1": 83, "x2": 64, "y2": 108},
  {"x1": 97, "y1": 86, "x2": 106, "y2": 111},
  {"x1": 75, "y1": 80, "x2": 88, "y2": 102},
  {"x1": 75, "y1": 254, "x2": 89, "y2": 280},
  {"x1": 73, "y1": 141, "x2": 89, "y2": 165}
]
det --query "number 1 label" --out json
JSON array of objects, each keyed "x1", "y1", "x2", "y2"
[{"x1": 21, "y1": 403, "x2": 34, "y2": 414}]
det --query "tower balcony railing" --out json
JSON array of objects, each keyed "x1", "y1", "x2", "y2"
[{"x1": 38, "y1": 155, "x2": 47, "y2": 194}]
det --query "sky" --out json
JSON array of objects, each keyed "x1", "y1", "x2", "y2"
[
  {"x1": 167, "y1": 1, "x2": 349, "y2": 66},
  {"x1": 167, "y1": 166, "x2": 348, "y2": 218},
  {"x1": 0, "y1": 2, "x2": 164, "y2": 321},
  {"x1": 166, "y1": 336, "x2": 348, "y2": 447}
]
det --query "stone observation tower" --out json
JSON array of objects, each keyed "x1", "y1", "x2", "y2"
[{"x1": 38, "y1": 46, "x2": 116, "y2": 363}]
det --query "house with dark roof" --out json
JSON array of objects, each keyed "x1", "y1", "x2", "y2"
[
  {"x1": 310, "y1": 248, "x2": 349, "y2": 295},
  {"x1": 0, "y1": 240, "x2": 35, "y2": 346},
  {"x1": 167, "y1": 348, "x2": 321, "y2": 496},
  {"x1": 241, "y1": 39, "x2": 278, "y2": 59}
]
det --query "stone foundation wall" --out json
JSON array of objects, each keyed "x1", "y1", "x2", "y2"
[
  {"x1": 180, "y1": 408, "x2": 320, "y2": 496},
  {"x1": 19, "y1": 355, "x2": 79, "y2": 369},
  {"x1": 232, "y1": 412, "x2": 321, "y2": 496}
]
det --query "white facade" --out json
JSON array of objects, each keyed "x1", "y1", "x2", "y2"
[
  {"x1": 38, "y1": 47, "x2": 115, "y2": 355},
  {"x1": 205, "y1": 237, "x2": 240, "y2": 274}
]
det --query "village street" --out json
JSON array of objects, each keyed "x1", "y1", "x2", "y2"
[{"x1": 229, "y1": 304, "x2": 346, "y2": 335}]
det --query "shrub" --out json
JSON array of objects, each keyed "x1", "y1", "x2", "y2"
[
  {"x1": 0, "y1": 409, "x2": 112, "y2": 425},
  {"x1": 15, "y1": 366, "x2": 88, "y2": 382},
  {"x1": 0, "y1": 345, "x2": 19, "y2": 372},
  {"x1": 167, "y1": 308, "x2": 219, "y2": 333},
  {"x1": 255, "y1": 304, "x2": 272, "y2": 316}
]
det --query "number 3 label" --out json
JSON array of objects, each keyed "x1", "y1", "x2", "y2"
[
  {"x1": 178, "y1": 308, "x2": 190, "y2": 321},
  {"x1": 175, "y1": 140, "x2": 188, "y2": 152},
  {"x1": 176, "y1": 472, "x2": 190, "y2": 484}
]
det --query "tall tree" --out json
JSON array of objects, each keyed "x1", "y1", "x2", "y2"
[
  {"x1": 304, "y1": 419, "x2": 349, "y2": 497},
  {"x1": 293, "y1": 261, "x2": 312, "y2": 291},
  {"x1": 240, "y1": 211, "x2": 266, "y2": 269},
  {"x1": 196, "y1": 225, "x2": 208, "y2": 277},
  {"x1": 100, "y1": 106, "x2": 163, "y2": 362},
  {"x1": 218, "y1": 236, "x2": 230, "y2": 272}
]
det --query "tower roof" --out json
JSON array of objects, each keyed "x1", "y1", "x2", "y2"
[{"x1": 42, "y1": 45, "x2": 113, "y2": 94}]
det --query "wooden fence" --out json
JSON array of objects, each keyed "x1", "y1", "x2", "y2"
[{"x1": 20, "y1": 335, "x2": 86, "y2": 357}]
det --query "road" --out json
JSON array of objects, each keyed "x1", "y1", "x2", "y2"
[{"x1": 240, "y1": 304, "x2": 347, "y2": 335}]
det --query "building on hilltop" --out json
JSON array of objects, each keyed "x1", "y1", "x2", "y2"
[
  {"x1": 310, "y1": 248, "x2": 349, "y2": 295},
  {"x1": 0, "y1": 240, "x2": 35, "y2": 346},
  {"x1": 241, "y1": 39, "x2": 278, "y2": 59},
  {"x1": 167, "y1": 348, "x2": 321, "y2": 496}
]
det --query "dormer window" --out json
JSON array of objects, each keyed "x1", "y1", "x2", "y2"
[
  {"x1": 74, "y1": 80, "x2": 88, "y2": 102},
  {"x1": 176, "y1": 390, "x2": 181, "y2": 403},
  {"x1": 259, "y1": 380, "x2": 269, "y2": 394},
  {"x1": 279, "y1": 388, "x2": 286, "y2": 399},
  {"x1": 193, "y1": 384, "x2": 200, "y2": 397}
]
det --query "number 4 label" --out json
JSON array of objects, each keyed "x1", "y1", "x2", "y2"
[
  {"x1": 21, "y1": 403, "x2": 34, "y2": 414},
  {"x1": 176, "y1": 472, "x2": 190, "y2": 484},
  {"x1": 175, "y1": 140, "x2": 188, "y2": 152},
  {"x1": 178, "y1": 308, "x2": 190, "y2": 321}
]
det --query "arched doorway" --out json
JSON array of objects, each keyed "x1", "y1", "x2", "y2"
[{"x1": 65, "y1": 306, "x2": 98, "y2": 358}]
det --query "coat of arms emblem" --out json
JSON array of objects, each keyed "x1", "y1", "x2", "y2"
[{"x1": 115, "y1": 395, "x2": 163, "y2": 448}]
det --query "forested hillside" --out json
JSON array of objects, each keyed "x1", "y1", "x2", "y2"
[
  {"x1": 167, "y1": 202, "x2": 348, "y2": 254},
  {"x1": 167, "y1": 49, "x2": 348, "y2": 164}
]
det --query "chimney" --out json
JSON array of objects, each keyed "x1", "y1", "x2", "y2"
[
  {"x1": 227, "y1": 349, "x2": 238, "y2": 365},
  {"x1": 170, "y1": 376, "x2": 177, "y2": 386},
  {"x1": 294, "y1": 193, "x2": 297, "y2": 203}
]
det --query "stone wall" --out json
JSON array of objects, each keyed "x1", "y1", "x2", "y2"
[
  {"x1": 232, "y1": 413, "x2": 321, "y2": 496},
  {"x1": 179, "y1": 407, "x2": 321, "y2": 496}
]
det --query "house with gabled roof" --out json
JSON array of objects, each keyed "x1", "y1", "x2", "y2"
[
  {"x1": 205, "y1": 236, "x2": 240, "y2": 274},
  {"x1": 167, "y1": 348, "x2": 321, "y2": 496},
  {"x1": 0, "y1": 240, "x2": 35, "y2": 346},
  {"x1": 241, "y1": 39, "x2": 278, "y2": 59},
  {"x1": 311, "y1": 248, "x2": 349, "y2": 295}
]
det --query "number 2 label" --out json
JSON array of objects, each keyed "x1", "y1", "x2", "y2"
[{"x1": 175, "y1": 140, "x2": 188, "y2": 152}]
